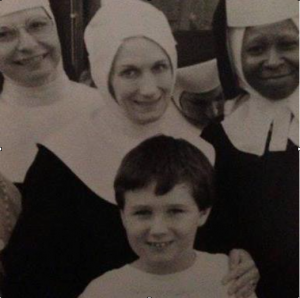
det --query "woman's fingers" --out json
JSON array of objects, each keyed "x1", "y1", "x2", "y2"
[
  {"x1": 222, "y1": 249, "x2": 260, "y2": 297},
  {"x1": 227, "y1": 266, "x2": 259, "y2": 296},
  {"x1": 223, "y1": 249, "x2": 258, "y2": 283}
]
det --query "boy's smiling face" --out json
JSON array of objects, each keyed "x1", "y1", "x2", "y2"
[
  {"x1": 242, "y1": 19, "x2": 299, "y2": 100},
  {"x1": 121, "y1": 183, "x2": 210, "y2": 274}
]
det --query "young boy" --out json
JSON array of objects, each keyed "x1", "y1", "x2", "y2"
[{"x1": 79, "y1": 135, "x2": 257, "y2": 298}]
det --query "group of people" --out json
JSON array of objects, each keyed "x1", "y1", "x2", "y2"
[{"x1": 0, "y1": 0, "x2": 298, "y2": 297}]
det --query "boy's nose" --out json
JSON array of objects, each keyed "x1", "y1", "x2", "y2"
[
  {"x1": 16, "y1": 29, "x2": 39, "y2": 51},
  {"x1": 149, "y1": 216, "x2": 169, "y2": 236}
]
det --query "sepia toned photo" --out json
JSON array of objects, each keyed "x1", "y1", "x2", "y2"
[{"x1": 0, "y1": 0, "x2": 298, "y2": 298}]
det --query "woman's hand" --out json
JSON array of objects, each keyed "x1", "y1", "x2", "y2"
[{"x1": 223, "y1": 249, "x2": 260, "y2": 298}]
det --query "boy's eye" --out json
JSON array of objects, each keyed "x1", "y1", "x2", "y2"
[
  {"x1": 120, "y1": 68, "x2": 139, "y2": 79},
  {"x1": 133, "y1": 210, "x2": 151, "y2": 216},
  {"x1": 168, "y1": 208, "x2": 185, "y2": 215}
]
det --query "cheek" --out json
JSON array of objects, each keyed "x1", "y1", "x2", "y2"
[
  {"x1": 0, "y1": 49, "x2": 14, "y2": 71},
  {"x1": 114, "y1": 80, "x2": 137, "y2": 103},
  {"x1": 242, "y1": 56, "x2": 262, "y2": 77},
  {"x1": 176, "y1": 218, "x2": 199, "y2": 238},
  {"x1": 159, "y1": 72, "x2": 173, "y2": 92},
  {"x1": 287, "y1": 51, "x2": 299, "y2": 69}
]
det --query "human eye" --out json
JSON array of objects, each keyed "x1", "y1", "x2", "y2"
[
  {"x1": 0, "y1": 27, "x2": 15, "y2": 42},
  {"x1": 279, "y1": 39, "x2": 298, "y2": 51},
  {"x1": 246, "y1": 44, "x2": 265, "y2": 56},
  {"x1": 168, "y1": 208, "x2": 185, "y2": 215},
  {"x1": 133, "y1": 209, "x2": 152, "y2": 217},
  {"x1": 120, "y1": 67, "x2": 140, "y2": 79},
  {"x1": 152, "y1": 61, "x2": 170, "y2": 73},
  {"x1": 28, "y1": 18, "x2": 51, "y2": 33}
]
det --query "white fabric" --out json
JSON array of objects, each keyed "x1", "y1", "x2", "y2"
[
  {"x1": 226, "y1": 0, "x2": 298, "y2": 27},
  {"x1": 0, "y1": 0, "x2": 54, "y2": 19},
  {"x1": 0, "y1": 75, "x2": 101, "y2": 182},
  {"x1": 85, "y1": 0, "x2": 177, "y2": 110},
  {"x1": 173, "y1": 59, "x2": 221, "y2": 108},
  {"x1": 79, "y1": 251, "x2": 257, "y2": 298},
  {"x1": 222, "y1": 18, "x2": 299, "y2": 156},
  {"x1": 45, "y1": 0, "x2": 214, "y2": 204}
]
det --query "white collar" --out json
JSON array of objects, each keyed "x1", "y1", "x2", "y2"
[
  {"x1": 223, "y1": 88, "x2": 299, "y2": 156},
  {"x1": 223, "y1": 22, "x2": 299, "y2": 156},
  {"x1": 45, "y1": 101, "x2": 215, "y2": 204},
  {"x1": 1, "y1": 69, "x2": 70, "y2": 108}
]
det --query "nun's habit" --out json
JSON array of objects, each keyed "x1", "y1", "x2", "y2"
[
  {"x1": 0, "y1": 0, "x2": 100, "y2": 183},
  {"x1": 2, "y1": 1, "x2": 214, "y2": 297},
  {"x1": 201, "y1": 1, "x2": 299, "y2": 297}
]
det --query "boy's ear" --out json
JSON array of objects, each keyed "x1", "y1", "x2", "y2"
[{"x1": 197, "y1": 208, "x2": 211, "y2": 227}]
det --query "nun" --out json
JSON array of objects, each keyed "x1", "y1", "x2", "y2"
[
  {"x1": 201, "y1": 0, "x2": 299, "y2": 297},
  {"x1": 3, "y1": 1, "x2": 258, "y2": 297},
  {"x1": 0, "y1": 0, "x2": 101, "y2": 183}
]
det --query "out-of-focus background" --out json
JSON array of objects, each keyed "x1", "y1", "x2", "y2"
[{"x1": 50, "y1": 0, "x2": 219, "y2": 80}]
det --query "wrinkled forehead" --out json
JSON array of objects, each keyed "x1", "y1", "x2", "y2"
[{"x1": 0, "y1": 7, "x2": 51, "y2": 26}]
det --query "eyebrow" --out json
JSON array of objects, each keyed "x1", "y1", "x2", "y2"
[{"x1": 118, "y1": 59, "x2": 169, "y2": 68}]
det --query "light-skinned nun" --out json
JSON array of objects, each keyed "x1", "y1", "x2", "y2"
[
  {"x1": 3, "y1": 1, "x2": 258, "y2": 298},
  {"x1": 0, "y1": 0, "x2": 101, "y2": 183}
]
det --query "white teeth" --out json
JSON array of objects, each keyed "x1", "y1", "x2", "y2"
[
  {"x1": 149, "y1": 242, "x2": 171, "y2": 248},
  {"x1": 18, "y1": 55, "x2": 44, "y2": 66}
]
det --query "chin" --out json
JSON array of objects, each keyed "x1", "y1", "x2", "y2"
[
  {"x1": 261, "y1": 87, "x2": 298, "y2": 100},
  {"x1": 135, "y1": 113, "x2": 164, "y2": 125}
]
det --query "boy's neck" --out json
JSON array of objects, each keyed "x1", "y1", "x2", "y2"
[{"x1": 130, "y1": 250, "x2": 197, "y2": 275}]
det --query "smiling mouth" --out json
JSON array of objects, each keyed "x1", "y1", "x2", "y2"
[
  {"x1": 261, "y1": 73, "x2": 293, "y2": 80},
  {"x1": 133, "y1": 96, "x2": 162, "y2": 106},
  {"x1": 147, "y1": 241, "x2": 173, "y2": 249},
  {"x1": 15, "y1": 54, "x2": 47, "y2": 66}
]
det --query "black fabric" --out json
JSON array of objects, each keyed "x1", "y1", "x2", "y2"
[
  {"x1": 2, "y1": 146, "x2": 136, "y2": 298},
  {"x1": 201, "y1": 124, "x2": 299, "y2": 298},
  {"x1": 212, "y1": 0, "x2": 240, "y2": 100}
]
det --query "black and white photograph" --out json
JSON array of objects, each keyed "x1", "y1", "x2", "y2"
[{"x1": 0, "y1": 0, "x2": 298, "y2": 297}]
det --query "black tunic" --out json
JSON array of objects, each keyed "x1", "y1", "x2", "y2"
[
  {"x1": 2, "y1": 146, "x2": 136, "y2": 298},
  {"x1": 201, "y1": 124, "x2": 299, "y2": 298}
]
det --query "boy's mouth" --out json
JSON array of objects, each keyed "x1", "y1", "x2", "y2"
[{"x1": 147, "y1": 241, "x2": 173, "y2": 249}]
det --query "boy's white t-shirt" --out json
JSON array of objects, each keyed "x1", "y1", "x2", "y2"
[{"x1": 79, "y1": 251, "x2": 257, "y2": 298}]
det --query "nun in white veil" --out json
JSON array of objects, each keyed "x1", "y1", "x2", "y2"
[
  {"x1": 0, "y1": 0, "x2": 100, "y2": 183},
  {"x1": 201, "y1": 0, "x2": 299, "y2": 297},
  {"x1": 3, "y1": 1, "x2": 257, "y2": 297}
]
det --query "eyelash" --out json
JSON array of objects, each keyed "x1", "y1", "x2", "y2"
[
  {"x1": 152, "y1": 63, "x2": 169, "y2": 72},
  {"x1": 120, "y1": 68, "x2": 139, "y2": 79}
]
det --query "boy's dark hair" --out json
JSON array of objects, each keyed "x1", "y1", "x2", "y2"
[{"x1": 114, "y1": 135, "x2": 215, "y2": 210}]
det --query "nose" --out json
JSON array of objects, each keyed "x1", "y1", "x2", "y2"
[
  {"x1": 16, "y1": 29, "x2": 39, "y2": 51},
  {"x1": 139, "y1": 73, "x2": 159, "y2": 98},
  {"x1": 149, "y1": 215, "x2": 169, "y2": 236},
  {"x1": 264, "y1": 48, "x2": 284, "y2": 69}
]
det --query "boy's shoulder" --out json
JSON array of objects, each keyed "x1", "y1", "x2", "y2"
[
  {"x1": 193, "y1": 251, "x2": 229, "y2": 285},
  {"x1": 79, "y1": 266, "x2": 131, "y2": 298}
]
